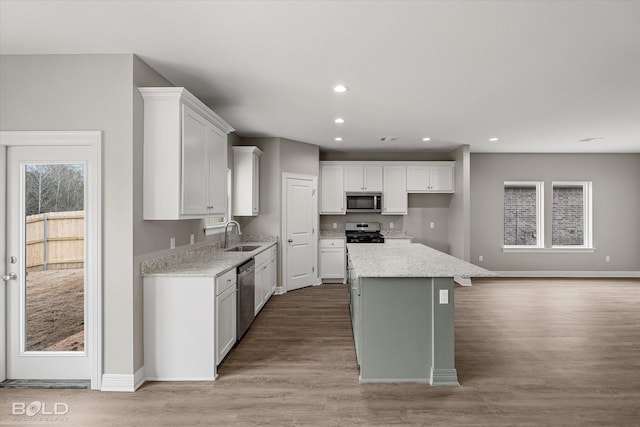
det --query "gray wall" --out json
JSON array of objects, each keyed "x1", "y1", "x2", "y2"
[
  {"x1": 447, "y1": 145, "x2": 471, "y2": 261},
  {"x1": 406, "y1": 194, "x2": 451, "y2": 253},
  {"x1": 0, "y1": 54, "x2": 209, "y2": 377},
  {"x1": 470, "y1": 153, "x2": 640, "y2": 272},
  {"x1": 233, "y1": 137, "x2": 320, "y2": 287}
]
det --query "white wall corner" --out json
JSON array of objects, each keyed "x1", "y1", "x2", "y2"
[
  {"x1": 101, "y1": 366, "x2": 145, "y2": 392},
  {"x1": 274, "y1": 286, "x2": 287, "y2": 295}
]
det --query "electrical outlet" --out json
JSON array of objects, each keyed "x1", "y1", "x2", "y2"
[
  {"x1": 605, "y1": 255, "x2": 610, "y2": 263},
  {"x1": 390, "y1": 222, "x2": 394, "y2": 229},
  {"x1": 479, "y1": 255, "x2": 484, "y2": 262},
  {"x1": 170, "y1": 237, "x2": 175, "y2": 249},
  {"x1": 430, "y1": 222, "x2": 435, "y2": 229},
  {"x1": 439, "y1": 289, "x2": 449, "y2": 304},
  {"x1": 332, "y1": 222, "x2": 337, "y2": 229},
  {"x1": 190, "y1": 234, "x2": 195, "y2": 245}
]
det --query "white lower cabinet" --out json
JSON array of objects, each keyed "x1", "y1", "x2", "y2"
[
  {"x1": 143, "y1": 268, "x2": 237, "y2": 381},
  {"x1": 215, "y1": 269, "x2": 237, "y2": 365},
  {"x1": 254, "y1": 245, "x2": 277, "y2": 315},
  {"x1": 320, "y1": 238, "x2": 346, "y2": 282}
]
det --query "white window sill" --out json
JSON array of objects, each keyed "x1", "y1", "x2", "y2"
[{"x1": 502, "y1": 246, "x2": 596, "y2": 253}]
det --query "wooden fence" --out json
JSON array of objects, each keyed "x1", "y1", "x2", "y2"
[{"x1": 26, "y1": 210, "x2": 84, "y2": 271}]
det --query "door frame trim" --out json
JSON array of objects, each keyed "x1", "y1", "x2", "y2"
[
  {"x1": 0, "y1": 130, "x2": 103, "y2": 390},
  {"x1": 280, "y1": 172, "x2": 319, "y2": 293}
]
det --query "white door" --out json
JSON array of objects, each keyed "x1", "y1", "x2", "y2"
[
  {"x1": 282, "y1": 173, "x2": 317, "y2": 292},
  {"x1": 2, "y1": 132, "x2": 100, "y2": 386}
]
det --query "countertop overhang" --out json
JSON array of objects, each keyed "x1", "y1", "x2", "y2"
[{"x1": 347, "y1": 243, "x2": 495, "y2": 279}]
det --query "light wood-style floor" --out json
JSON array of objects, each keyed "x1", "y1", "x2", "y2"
[{"x1": 1, "y1": 278, "x2": 639, "y2": 426}]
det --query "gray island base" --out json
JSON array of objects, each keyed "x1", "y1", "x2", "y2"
[{"x1": 346, "y1": 243, "x2": 494, "y2": 385}]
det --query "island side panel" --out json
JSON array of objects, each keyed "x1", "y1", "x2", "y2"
[
  {"x1": 143, "y1": 276, "x2": 216, "y2": 380},
  {"x1": 359, "y1": 277, "x2": 432, "y2": 383},
  {"x1": 430, "y1": 277, "x2": 459, "y2": 386}
]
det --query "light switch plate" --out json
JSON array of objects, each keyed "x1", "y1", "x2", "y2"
[{"x1": 439, "y1": 289, "x2": 449, "y2": 304}]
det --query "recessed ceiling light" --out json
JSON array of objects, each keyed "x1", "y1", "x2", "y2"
[
  {"x1": 334, "y1": 118, "x2": 345, "y2": 124},
  {"x1": 333, "y1": 84, "x2": 349, "y2": 93},
  {"x1": 334, "y1": 137, "x2": 343, "y2": 142},
  {"x1": 489, "y1": 137, "x2": 499, "y2": 142},
  {"x1": 422, "y1": 137, "x2": 431, "y2": 142}
]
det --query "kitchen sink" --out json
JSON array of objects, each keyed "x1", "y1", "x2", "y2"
[{"x1": 224, "y1": 245, "x2": 262, "y2": 252}]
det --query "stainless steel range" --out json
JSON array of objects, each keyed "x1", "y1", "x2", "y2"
[{"x1": 345, "y1": 222, "x2": 385, "y2": 243}]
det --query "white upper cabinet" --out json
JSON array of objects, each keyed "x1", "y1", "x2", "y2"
[
  {"x1": 406, "y1": 163, "x2": 455, "y2": 193},
  {"x1": 140, "y1": 87, "x2": 234, "y2": 220},
  {"x1": 382, "y1": 166, "x2": 407, "y2": 215},
  {"x1": 232, "y1": 146, "x2": 262, "y2": 216},
  {"x1": 320, "y1": 164, "x2": 346, "y2": 214},
  {"x1": 344, "y1": 165, "x2": 383, "y2": 192}
]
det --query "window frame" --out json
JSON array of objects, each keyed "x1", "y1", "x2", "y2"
[
  {"x1": 551, "y1": 181, "x2": 593, "y2": 249},
  {"x1": 502, "y1": 181, "x2": 545, "y2": 250}
]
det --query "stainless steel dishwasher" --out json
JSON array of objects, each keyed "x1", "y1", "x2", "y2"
[{"x1": 236, "y1": 259, "x2": 255, "y2": 340}]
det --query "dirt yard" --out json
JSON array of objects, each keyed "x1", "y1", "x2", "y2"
[{"x1": 26, "y1": 268, "x2": 84, "y2": 351}]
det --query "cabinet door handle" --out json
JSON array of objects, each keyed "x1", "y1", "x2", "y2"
[{"x1": 288, "y1": 239, "x2": 293, "y2": 243}]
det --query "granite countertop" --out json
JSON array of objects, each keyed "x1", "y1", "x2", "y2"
[
  {"x1": 141, "y1": 241, "x2": 277, "y2": 278},
  {"x1": 347, "y1": 243, "x2": 494, "y2": 279}
]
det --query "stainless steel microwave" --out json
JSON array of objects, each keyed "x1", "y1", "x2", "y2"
[{"x1": 345, "y1": 192, "x2": 383, "y2": 213}]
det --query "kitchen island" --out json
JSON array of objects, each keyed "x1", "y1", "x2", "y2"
[{"x1": 347, "y1": 243, "x2": 494, "y2": 385}]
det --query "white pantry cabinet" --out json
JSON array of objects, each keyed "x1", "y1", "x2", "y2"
[
  {"x1": 320, "y1": 164, "x2": 346, "y2": 214},
  {"x1": 319, "y1": 238, "x2": 346, "y2": 282},
  {"x1": 344, "y1": 165, "x2": 383, "y2": 192},
  {"x1": 215, "y1": 269, "x2": 237, "y2": 365},
  {"x1": 139, "y1": 87, "x2": 234, "y2": 220},
  {"x1": 406, "y1": 163, "x2": 455, "y2": 193},
  {"x1": 232, "y1": 146, "x2": 262, "y2": 216},
  {"x1": 382, "y1": 166, "x2": 407, "y2": 215},
  {"x1": 254, "y1": 245, "x2": 277, "y2": 315}
]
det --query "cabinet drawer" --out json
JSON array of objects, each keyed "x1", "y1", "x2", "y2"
[
  {"x1": 216, "y1": 268, "x2": 237, "y2": 296},
  {"x1": 254, "y1": 248, "x2": 271, "y2": 267},
  {"x1": 320, "y1": 238, "x2": 346, "y2": 248}
]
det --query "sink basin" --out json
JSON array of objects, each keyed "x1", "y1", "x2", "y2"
[{"x1": 224, "y1": 245, "x2": 262, "y2": 252}]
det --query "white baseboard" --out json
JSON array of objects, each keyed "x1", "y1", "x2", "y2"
[
  {"x1": 274, "y1": 286, "x2": 286, "y2": 295},
  {"x1": 101, "y1": 366, "x2": 145, "y2": 392},
  {"x1": 494, "y1": 271, "x2": 640, "y2": 278}
]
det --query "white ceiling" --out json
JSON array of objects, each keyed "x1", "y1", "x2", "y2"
[{"x1": 1, "y1": 0, "x2": 639, "y2": 153}]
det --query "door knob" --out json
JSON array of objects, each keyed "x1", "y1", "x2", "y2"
[{"x1": 2, "y1": 272, "x2": 17, "y2": 282}]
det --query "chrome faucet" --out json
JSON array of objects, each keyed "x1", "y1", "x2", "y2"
[{"x1": 224, "y1": 220, "x2": 242, "y2": 248}]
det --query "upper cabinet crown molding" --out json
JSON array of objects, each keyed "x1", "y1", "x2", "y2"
[
  {"x1": 140, "y1": 87, "x2": 234, "y2": 220},
  {"x1": 139, "y1": 87, "x2": 235, "y2": 134}
]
